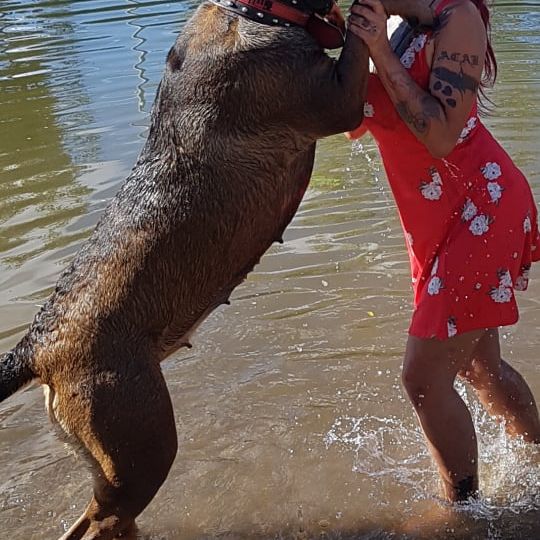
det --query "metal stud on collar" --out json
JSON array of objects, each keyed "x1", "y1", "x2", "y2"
[{"x1": 210, "y1": 0, "x2": 303, "y2": 30}]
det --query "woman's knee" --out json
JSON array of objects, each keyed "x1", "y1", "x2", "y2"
[
  {"x1": 401, "y1": 349, "x2": 448, "y2": 407},
  {"x1": 402, "y1": 330, "x2": 491, "y2": 403}
]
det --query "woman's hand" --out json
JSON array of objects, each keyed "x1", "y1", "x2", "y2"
[{"x1": 348, "y1": 0, "x2": 391, "y2": 58}]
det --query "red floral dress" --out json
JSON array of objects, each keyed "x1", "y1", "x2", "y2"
[{"x1": 355, "y1": 3, "x2": 540, "y2": 339}]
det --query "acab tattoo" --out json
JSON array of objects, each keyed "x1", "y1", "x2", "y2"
[{"x1": 437, "y1": 50, "x2": 480, "y2": 66}]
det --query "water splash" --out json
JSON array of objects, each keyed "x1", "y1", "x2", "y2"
[
  {"x1": 324, "y1": 413, "x2": 434, "y2": 500},
  {"x1": 457, "y1": 381, "x2": 540, "y2": 512},
  {"x1": 326, "y1": 383, "x2": 539, "y2": 529}
]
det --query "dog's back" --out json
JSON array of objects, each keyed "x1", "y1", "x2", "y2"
[{"x1": 4, "y1": 4, "x2": 351, "y2": 384}]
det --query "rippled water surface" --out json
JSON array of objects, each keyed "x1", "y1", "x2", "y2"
[{"x1": 0, "y1": 1, "x2": 539, "y2": 539}]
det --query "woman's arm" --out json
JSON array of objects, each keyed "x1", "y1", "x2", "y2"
[{"x1": 348, "y1": 0, "x2": 487, "y2": 158}]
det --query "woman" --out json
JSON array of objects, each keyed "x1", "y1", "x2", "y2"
[{"x1": 346, "y1": 0, "x2": 540, "y2": 501}]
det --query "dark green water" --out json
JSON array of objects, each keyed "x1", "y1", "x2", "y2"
[{"x1": 0, "y1": 1, "x2": 539, "y2": 538}]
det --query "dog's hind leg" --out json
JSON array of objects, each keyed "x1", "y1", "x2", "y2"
[{"x1": 58, "y1": 361, "x2": 178, "y2": 540}]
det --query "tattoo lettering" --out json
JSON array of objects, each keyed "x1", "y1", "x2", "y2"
[
  {"x1": 432, "y1": 66, "x2": 480, "y2": 108},
  {"x1": 436, "y1": 50, "x2": 480, "y2": 66}
]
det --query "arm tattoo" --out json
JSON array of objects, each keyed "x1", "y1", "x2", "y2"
[
  {"x1": 397, "y1": 94, "x2": 443, "y2": 134},
  {"x1": 397, "y1": 102, "x2": 429, "y2": 133},
  {"x1": 436, "y1": 50, "x2": 480, "y2": 66},
  {"x1": 432, "y1": 67, "x2": 480, "y2": 108}
]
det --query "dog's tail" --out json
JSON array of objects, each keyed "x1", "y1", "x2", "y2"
[{"x1": 0, "y1": 343, "x2": 35, "y2": 403}]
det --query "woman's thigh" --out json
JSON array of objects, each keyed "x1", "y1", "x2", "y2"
[{"x1": 403, "y1": 329, "x2": 488, "y2": 393}]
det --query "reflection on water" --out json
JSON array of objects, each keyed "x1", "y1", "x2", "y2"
[{"x1": 0, "y1": 1, "x2": 539, "y2": 539}]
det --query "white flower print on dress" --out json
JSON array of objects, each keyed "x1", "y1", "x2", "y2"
[
  {"x1": 447, "y1": 317, "x2": 457, "y2": 338},
  {"x1": 469, "y1": 214, "x2": 491, "y2": 236},
  {"x1": 461, "y1": 198, "x2": 478, "y2": 222},
  {"x1": 490, "y1": 286, "x2": 513, "y2": 303},
  {"x1": 430, "y1": 169, "x2": 443, "y2": 185},
  {"x1": 481, "y1": 162, "x2": 502, "y2": 181},
  {"x1": 412, "y1": 34, "x2": 427, "y2": 52},
  {"x1": 498, "y1": 269, "x2": 513, "y2": 288},
  {"x1": 514, "y1": 265, "x2": 531, "y2": 291},
  {"x1": 401, "y1": 51, "x2": 415, "y2": 69},
  {"x1": 524, "y1": 215, "x2": 532, "y2": 233},
  {"x1": 515, "y1": 276, "x2": 528, "y2": 291},
  {"x1": 400, "y1": 34, "x2": 427, "y2": 69},
  {"x1": 457, "y1": 117, "x2": 478, "y2": 144},
  {"x1": 489, "y1": 268, "x2": 513, "y2": 303},
  {"x1": 420, "y1": 167, "x2": 443, "y2": 201},
  {"x1": 487, "y1": 181, "x2": 503, "y2": 204},
  {"x1": 420, "y1": 182, "x2": 442, "y2": 201},
  {"x1": 364, "y1": 102, "x2": 375, "y2": 118},
  {"x1": 428, "y1": 276, "x2": 443, "y2": 295}
]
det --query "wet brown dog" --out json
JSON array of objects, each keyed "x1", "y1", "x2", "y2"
[{"x1": 0, "y1": 1, "x2": 434, "y2": 538}]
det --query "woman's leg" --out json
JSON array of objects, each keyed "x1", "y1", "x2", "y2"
[
  {"x1": 401, "y1": 329, "x2": 486, "y2": 501},
  {"x1": 459, "y1": 328, "x2": 540, "y2": 443}
]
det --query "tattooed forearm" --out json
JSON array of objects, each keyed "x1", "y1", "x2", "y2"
[
  {"x1": 397, "y1": 93, "x2": 444, "y2": 134},
  {"x1": 397, "y1": 102, "x2": 428, "y2": 133}
]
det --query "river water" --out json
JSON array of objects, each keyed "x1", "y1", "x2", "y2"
[{"x1": 0, "y1": 1, "x2": 539, "y2": 539}]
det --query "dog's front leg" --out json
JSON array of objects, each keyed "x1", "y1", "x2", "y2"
[{"x1": 285, "y1": 4, "x2": 372, "y2": 138}]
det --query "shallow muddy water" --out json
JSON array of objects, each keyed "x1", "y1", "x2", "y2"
[{"x1": 0, "y1": 1, "x2": 539, "y2": 539}]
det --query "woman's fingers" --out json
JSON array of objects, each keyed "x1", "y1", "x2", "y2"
[
  {"x1": 350, "y1": 4, "x2": 376, "y2": 21},
  {"x1": 352, "y1": 0, "x2": 388, "y2": 18},
  {"x1": 349, "y1": 4, "x2": 386, "y2": 38},
  {"x1": 348, "y1": 1, "x2": 390, "y2": 51},
  {"x1": 350, "y1": 3, "x2": 387, "y2": 28},
  {"x1": 349, "y1": 6, "x2": 377, "y2": 30},
  {"x1": 348, "y1": 15, "x2": 379, "y2": 41}
]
